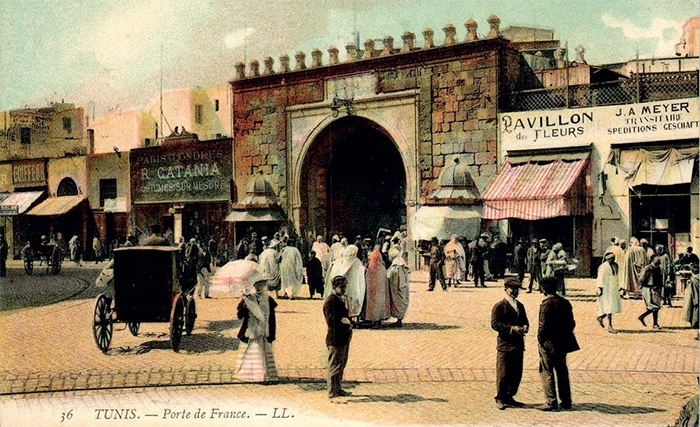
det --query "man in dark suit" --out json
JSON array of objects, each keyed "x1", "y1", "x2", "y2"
[
  {"x1": 537, "y1": 276, "x2": 580, "y2": 411},
  {"x1": 491, "y1": 278, "x2": 529, "y2": 410},
  {"x1": 323, "y1": 276, "x2": 353, "y2": 398}
]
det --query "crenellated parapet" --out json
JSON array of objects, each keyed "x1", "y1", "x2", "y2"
[{"x1": 233, "y1": 15, "x2": 503, "y2": 79}]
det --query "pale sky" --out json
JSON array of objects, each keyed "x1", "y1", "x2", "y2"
[{"x1": 1, "y1": 0, "x2": 697, "y2": 115}]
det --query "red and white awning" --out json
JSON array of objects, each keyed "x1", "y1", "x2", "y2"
[{"x1": 482, "y1": 150, "x2": 591, "y2": 220}]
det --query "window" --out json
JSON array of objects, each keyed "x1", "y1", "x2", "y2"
[
  {"x1": 99, "y1": 178, "x2": 117, "y2": 207},
  {"x1": 20, "y1": 127, "x2": 30, "y2": 144},
  {"x1": 144, "y1": 138, "x2": 152, "y2": 147},
  {"x1": 62, "y1": 117, "x2": 72, "y2": 133},
  {"x1": 195, "y1": 104, "x2": 203, "y2": 124},
  {"x1": 215, "y1": 99, "x2": 220, "y2": 111}
]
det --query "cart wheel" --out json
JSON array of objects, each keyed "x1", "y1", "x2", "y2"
[
  {"x1": 93, "y1": 295, "x2": 113, "y2": 353},
  {"x1": 128, "y1": 322, "x2": 140, "y2": 336},
  {"x1": 24, "y1": 257, "x2": 33, "y2": 276},
  {"x1": 185, "y1": 298, "x2": 196, "y2": 335},
  {"x1": 169, "y1": 295, "x2": 185, "y2": 352}
]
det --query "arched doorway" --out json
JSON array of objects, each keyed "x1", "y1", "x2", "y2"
[
  {"x1": 57, "y1": 177, "x2": 78, "y2": 196},
  {"x1": 300, "y1": 116, "x2": 406, "y2": 239}
]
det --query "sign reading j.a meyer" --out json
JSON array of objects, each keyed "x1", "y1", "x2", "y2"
[
  {"x1": 130, "y1": 140, "x2": 232, "y2": 204},
  {"x1": 499, "y1": 97, "x2": 698, "y2": 149}
]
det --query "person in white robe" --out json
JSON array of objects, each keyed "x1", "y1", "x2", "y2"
[
  {"x1": 311, "y1": 235, "x2": 331, "y2": 274},
  {"x1": 258, "y1": 243, "x2": 281, "y2": 297},
  {"x1": 595, "y1": 251, "x2": 623, "y2": 333},
  {"x1": 324, "y1": 245, "x2": 366, "y2": 320},
  {"x1": 279, "y1": 241, "x2": 304, "y2": 299}
]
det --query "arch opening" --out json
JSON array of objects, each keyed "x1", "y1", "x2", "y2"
[
  {"x1": 300, "y1": 116, "x2": 406, "y2": 239},
  {"x1": 57, "y1": 177, "x2": 78, "y2": 196}
]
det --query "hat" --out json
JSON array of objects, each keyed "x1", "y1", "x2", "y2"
[
  {"x1": 604, "y1": 251, "x2": 615, "y2": 261},
  {"x1": 503, "y1": 278, "x2": 522, "y2": 288},
  {"x1": 531, "y1": 238, "x2": 538, "y2": 243},
  {"x1": 539, "y1": 238, "x2": 547, "y2": 243}
]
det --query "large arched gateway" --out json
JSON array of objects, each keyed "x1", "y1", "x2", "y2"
[{"x1": 300, "y1": 116, "x2": 406, "y2": 239}]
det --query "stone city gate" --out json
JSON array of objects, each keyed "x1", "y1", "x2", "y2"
[{"x1": 230, "y1": 16, "x2": 520, "y2": 258}]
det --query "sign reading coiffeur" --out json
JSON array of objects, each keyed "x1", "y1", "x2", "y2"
[{"x1": 130, "y1": 140, "x2": 232, "y2": 204}]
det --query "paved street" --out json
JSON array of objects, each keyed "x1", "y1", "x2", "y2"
[{"x1": 0, "y1": 264, "x2": 697, "y2": 427}]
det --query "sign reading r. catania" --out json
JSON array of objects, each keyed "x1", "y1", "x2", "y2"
[
  {"x1": 130, "y1": 140, "x2": 232, "y2": 204},
  {"x1": 499, "y1": 97, "x2": 698, "y2": 149}
]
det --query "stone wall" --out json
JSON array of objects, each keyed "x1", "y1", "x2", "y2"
[{"x1": 230, "y1": 15, "x2": 532, "y2": 219}]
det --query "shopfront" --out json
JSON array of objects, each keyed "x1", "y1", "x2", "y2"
[
  {"x1": 497, "y1": 97, "x2": 699, "y2": 273},
  {"x1": 0, "y1": 159, "x2": 48, "y2": 257},
  {"x1": 130, "y1": 137, "x2": 233, "y2": 245},
  {"x1": 482, "y1": 146, "x2": 593, "y2": 276}
]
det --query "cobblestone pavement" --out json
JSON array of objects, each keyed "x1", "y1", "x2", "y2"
[{"x1": 0, "y1": 268, "x2": 698, "y2": 426}]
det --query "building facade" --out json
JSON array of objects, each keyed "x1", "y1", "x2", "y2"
[
  {"x1": 0, "y1": 104, "x2": 92, "y2": 258},
  {"x1": 229, "y1": 15, "x2": 532, "y2": 267}
]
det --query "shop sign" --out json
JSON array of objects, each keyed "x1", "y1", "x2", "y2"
[
  {"x1": 12, "y1": 159, "x2": 47, "y2": 187},
  {"x1": 0, "y1": 205, "x2": 18, "y2": 215},
  {"x1": 130, "y1": 140, "x2": 232, "y2": 204},
  {"x1": 499, "y1": 97, "x2": 699, "y2": 149}
]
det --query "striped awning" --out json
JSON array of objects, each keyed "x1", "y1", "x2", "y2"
[
  {"x1": 0, "y1": 191, "x2": 44, "y2": 216},
  {"x1": 482, "y1": 151, "x2": 591, "y2": 220},
  {"x1": 26, "y1": 195, "x2": 85, "y2": 216}
]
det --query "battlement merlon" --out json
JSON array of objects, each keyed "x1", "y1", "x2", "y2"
[{"x1": 230, "y1": 15, "x2": 507, "y2": 83}]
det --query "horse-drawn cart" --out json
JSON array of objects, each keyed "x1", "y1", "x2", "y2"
[
  {"x1": 21, "y1": 242, "x2": 62, "y2": 275},
  {"x1": 92, "y1": 246, "x2": 196, "y2": 353}
]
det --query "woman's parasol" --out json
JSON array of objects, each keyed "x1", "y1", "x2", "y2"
[{"x1": 210, "y1": 259, "x2": 264, "y2": 297}]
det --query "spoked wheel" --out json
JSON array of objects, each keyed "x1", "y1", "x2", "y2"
[
  {"x1": 127, "y1": 322, "x2": 140, "y2": 336},
  {"x1": 169, "y1": 294, "x2": 185, "y2": 352},
  {"x1": 93, "y1": 295, "x2": 113, "y2": 353},
  {"x1": 185, "y1": 297, "x2": 196, "y2": 336}
]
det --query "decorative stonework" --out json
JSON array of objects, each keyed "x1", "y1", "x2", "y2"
[
  {"x1": 487, "y1": 15, "x2": 501, "y2": 38},
  {"x1": 400, "y1": 32, "x2": 415, "y2": 53},
  {"x1": 263, "y1": 57, "x2": 275, "y2": 75},
  {"x1": 465, "y1": 19, "x2": 478, "y2": 41},
  {"x1": 279, "y1": 55, "x2": 291, "y2": 73},
  {"x1": 443, "y1": 24, "x2": 457, "y2": 46},
  {"x1": 294, "y1": 52, "x2": 306, "y2": 70},
  {"x1": 423, "y1": 28, "x2": 435, "y2": 49}
]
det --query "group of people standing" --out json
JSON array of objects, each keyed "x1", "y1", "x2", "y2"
[
  {"x1": 427, "y1": 234, "x2": 573, "y2": 294},
  {"x1": 595, "y1": 236, "x2": 697, "y2": 333},
  {"x1": 491, "y1": 276, "x2": 579, "y2": 412},
  {"x1": 227, "y1": 228, "x2": 411, "y2": 398}
]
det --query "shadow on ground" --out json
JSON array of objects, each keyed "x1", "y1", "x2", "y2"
[
  {"x1": 566, "y1": 402, "x2": 664, "y2": 415},
  {"x1": 109, "y1": 332, "x2": 240, "y2": 355},
  {"x1": 346, "y1": 393, "x2": 449, "y2": 404}
]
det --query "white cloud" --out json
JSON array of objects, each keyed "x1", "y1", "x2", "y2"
[
  {"x1": 601, "y1": 14, "x2": 681, "y2": 40},
  {"x1": 601, "y1": 13, "x2": 684, "y2": 57},
  {"x1": 225, "y1": 28, "x2": 257, "y2": 49}
]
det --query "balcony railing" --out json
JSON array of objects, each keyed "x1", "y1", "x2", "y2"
[{"x1": 499, "y1": 70, "x2": 699, "y2": 112}]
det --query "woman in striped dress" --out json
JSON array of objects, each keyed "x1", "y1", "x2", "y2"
[{"x1": 236, "y1": 279, "x2": 278, "y2": 383}]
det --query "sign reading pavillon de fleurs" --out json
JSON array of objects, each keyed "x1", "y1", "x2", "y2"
[
  {"x1": 130, "y1": 140, "x2": 232, "y2": 204},
  {"x1": 499, "y1": 97, "x2": 699, "y2": 148}
]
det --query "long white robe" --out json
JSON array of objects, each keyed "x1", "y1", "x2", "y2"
[
  {"x1": 279, "y1": 246, "x2": 304, "y2": 297},
  {"x1": 596, "y1": 261, "x2": 622, "y2": 315},
  {"x1": 258, "y1": 248, "x2": 280, "y2": 291},
  {"x1": 324, "y1": 245, "x2": 366, "y2": 318}
]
